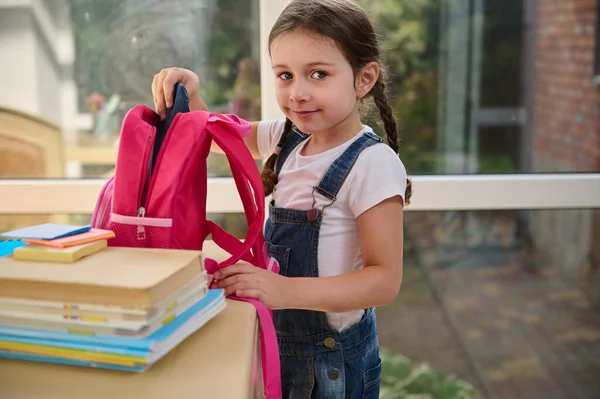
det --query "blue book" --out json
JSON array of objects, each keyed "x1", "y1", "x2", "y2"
[
  {"x1": 0, "y1": 223, "x2": 92, "y2": 241},
  {"x1": 0, "y1": 240, "x2": 26, "y2": 257}
]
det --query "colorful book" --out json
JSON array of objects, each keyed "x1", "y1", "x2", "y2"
[
  {"x1": 0, "y1": 240, "x2": 26, "y2": 257},
  {"x1": 13, "y1": 240, "x2": 108, "y2": 263},
  {"x1": 0, "y1": 350, "x2": 145, "y2": 372},
  {"x1": 0, "y1": 272, "x2": 207, "y2": 322},
  {"x1": 0, "y1": 289, "x2": 226, "y2": 372},
  {"x1": 0, "y1": 223, "x2": 92, "y2": 241},
  {"x1": 0, "y1": 282, "x2": 208, "y2": 337},
  {"x1": 22, "y1": 228, "x2": 115, "y2": 249}
]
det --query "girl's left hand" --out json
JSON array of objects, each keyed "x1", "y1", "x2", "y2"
[{"x1": 212, "y1": 263, "x2": 293, "y2": 310}]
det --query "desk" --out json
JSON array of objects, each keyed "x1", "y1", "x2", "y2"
[{"x1": 0, "y1": 242, "x2": 261, "y2": 399}]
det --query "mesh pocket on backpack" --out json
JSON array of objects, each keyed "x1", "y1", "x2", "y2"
[
  {"x1": 146, "y1": 226, "x2": 172, "y2": 249},
  {"x1": 107, "y1": 222, "x2": 148, "y2": 248},
  {"x1": 108, "y1": 213, "x2": 173, "y2": 248}
]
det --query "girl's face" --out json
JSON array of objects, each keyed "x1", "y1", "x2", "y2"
[{"x1": 270, "y1": 29, "x2": 363, "y2": 136}]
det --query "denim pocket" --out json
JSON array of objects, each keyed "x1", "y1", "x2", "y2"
[
  {"x1": 265, "y1": 242, "x2": 290, "y2": 276},
  {"x1": 362, "y1": 358, "x2": 382, "y2": 399}
]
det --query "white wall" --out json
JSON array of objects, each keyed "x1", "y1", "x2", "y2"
[
  {"x1": 0, "y1": 9, "x2": 38, "y2": 116},
  {"x1": 0, "y1": 1, "x2": 70, "y2": 126}
]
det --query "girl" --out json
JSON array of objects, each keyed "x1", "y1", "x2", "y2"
[{"x1": 152, "y1": 0, "x2": 411, "y2": 397}]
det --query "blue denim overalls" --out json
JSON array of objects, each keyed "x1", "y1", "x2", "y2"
[{"x1": 265, "y1": 127, "x2": 383, "y2": 399}]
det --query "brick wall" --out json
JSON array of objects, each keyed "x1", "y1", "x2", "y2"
[
  {"x1": 532, "y1": 0, "x2": 600, "y2": 172},
  {"x1": 530, "y1": 0, "x2": 600, "y2": 308}
]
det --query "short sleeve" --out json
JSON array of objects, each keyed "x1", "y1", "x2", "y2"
[
  {"x1": 257, "y1": 119, "x2": 286, "y2": 159},
  {"x1": 347, "y1": 144, "x2": 408, "y2": 217}
]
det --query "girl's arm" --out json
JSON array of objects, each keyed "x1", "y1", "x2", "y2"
[
  {"x1": 188, "y1": 92, "x2": 263, "y2": 160},
  {"x1": 286, "y1": 196, "x2": 404, "y2": 313},
  {"x1": 212, "y1": 195, "x2": 404, "y2": 312},
  {"x1": 208, "y1": 119, "x2": 262, "y2": 159}
]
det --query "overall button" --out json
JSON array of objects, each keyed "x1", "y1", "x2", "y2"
[
  {"x1": 307, "y1": 208, "x2": 319, "y2": 221},
  {"x1": 323, "y1": 337, "x2": 336, "y2": 349},
  {"x1": 327, "y1": 368, "x2": 340, "y2": 381}
]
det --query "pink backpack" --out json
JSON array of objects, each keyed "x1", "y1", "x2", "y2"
[{"x1": 91, "y1": 104, "x2": 281, "y2": 398}]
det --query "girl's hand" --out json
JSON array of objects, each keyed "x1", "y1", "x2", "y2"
[
  {"x1": 151, "y1": 67, "x2": 207, "y2": 119},
  {"x1": 212, "y1": 263, "x2": 294, "y2": 310}
]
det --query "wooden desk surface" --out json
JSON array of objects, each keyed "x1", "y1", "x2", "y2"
[{"x1": 0, "y1": 241, "x2": 260, "y2": 399}]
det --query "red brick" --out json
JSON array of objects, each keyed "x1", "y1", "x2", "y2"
[{"x1": 531, "y1": 0, "x2": 599, "y2": 173}]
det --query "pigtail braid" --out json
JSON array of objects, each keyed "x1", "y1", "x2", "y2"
[
  {"x1": 261, "y1": 118, "x2": 294, "y2": 196},
  {"x1": 372, "y1": 79, "x2": 412, "y2": 205}
]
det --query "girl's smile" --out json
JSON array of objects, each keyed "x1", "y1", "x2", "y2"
[{"x1": 293, "y1": 109, "x2": 320, "y2": 119}]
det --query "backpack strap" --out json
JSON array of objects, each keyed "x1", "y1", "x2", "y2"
[
  {"x1": 191, "y1": 111, "x2": 282, "y2": 399},
  {"x1": 194, "y1": 112, "x2": 267, "y2": 269}
]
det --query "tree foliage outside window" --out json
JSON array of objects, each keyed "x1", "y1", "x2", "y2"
[
  {"x1": 359, "y1": 0, "x2": 441, "y2": 174},
  {"x1": 69, "y1": 0, "x2": 258, "y2": 114}
]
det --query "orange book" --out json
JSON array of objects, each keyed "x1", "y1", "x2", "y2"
[{"x1": 22, "y1": 228, "x2": 115, "y2": 249}]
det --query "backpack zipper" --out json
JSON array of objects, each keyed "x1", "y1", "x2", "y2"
[
  {"x1": 136, "y1": 129, "x2": 155, "y2": 241},
  {"x1": 136, "y1": 206, "x2": 146, "y2": 240},
  {"x1": 135, "y1": 115, "x2": 179, "y2": 241}
]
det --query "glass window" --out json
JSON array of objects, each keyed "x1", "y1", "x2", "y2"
[
  {"x1": 378, "y1": 208, "x2": 600, "y2": 398},
  {"x1": 0, "y1": 0, "x2": 260, "y2": 178},
  {"x1": 0, "y1": 0, "x2": 260, "y2": 236},
  {"x1": 360, "y1": 0, "x2": 600, "y2": 175}
]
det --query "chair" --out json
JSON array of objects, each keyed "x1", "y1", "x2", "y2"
[{"x1": 0, "y1": 106, "x2": 66, "y2": 233}]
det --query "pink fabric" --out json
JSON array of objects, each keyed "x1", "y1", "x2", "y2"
[{"x1": 91, "y1": 106, "x2": 282, "y2": 398}]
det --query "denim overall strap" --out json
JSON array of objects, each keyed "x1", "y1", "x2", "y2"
[
  {"x1": 314, "y1": 131, "x2": 382, "y2": 201},
  {"x1": 275, "y1": 126, "x2": 310, "y2": 175}
]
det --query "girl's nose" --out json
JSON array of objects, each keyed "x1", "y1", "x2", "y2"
[{"x1": 289, "y1": 80, "x2": 311, "y2": 103}]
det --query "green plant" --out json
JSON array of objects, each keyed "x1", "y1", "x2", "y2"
[
  {"x1": 380, "y1": 349, "x2": 479, "y2": 399},
  {"x1": 477, "y1": 155, "x2": 515, "y2": 174}
]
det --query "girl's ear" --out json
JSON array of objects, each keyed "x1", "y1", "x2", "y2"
[{"x1": 355, "y1": 62, "x2": 380, "y2": 99}]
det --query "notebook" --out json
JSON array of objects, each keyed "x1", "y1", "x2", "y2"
[
  {"x1": 0, "y1": 224, "x2": 91, "y2": 241},
  {"x1": 22, "y1": 228, "x2": 115, "y2": 249},
  {"x1": 0, "y1": 282, "x2": 208, "y2": 337},
  {"x1": 0, "y1": 272, "x2": 207, "y2": 322},
  {"x1": 0, "y1": 289, "x2": 226, "y2": 372},
  {"x1": 0, "y1": 240, "x2": 26, "y2": 257},
  {"x1": 0, "y1": 247, "x2": 205, "y2": 308},
  {"x1": 13, "y1": 240, "x2": 108, "y2": 263}
]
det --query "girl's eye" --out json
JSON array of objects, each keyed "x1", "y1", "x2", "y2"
[
  {"x1": 311, "y1": 71, "x2": 327, "y2": 79},
  {"x1": 278, "y1": 72, "x2": 293, "y2": 80}
]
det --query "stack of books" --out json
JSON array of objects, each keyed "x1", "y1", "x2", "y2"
[{"x1": 0, "y1": 224, "x2": 226, "y2": 372}]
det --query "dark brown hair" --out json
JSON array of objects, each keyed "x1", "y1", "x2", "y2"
[{"x1": 261, "y1": 0, "x2": 412, "y2": 205}]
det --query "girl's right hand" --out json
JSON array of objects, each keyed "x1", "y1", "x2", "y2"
[{"x1": 151, "y1": 67, "x2": 206, "y2": 119}]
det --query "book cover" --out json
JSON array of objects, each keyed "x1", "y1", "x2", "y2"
[
  {"x1": 0, "y1": 283, "x2": 208, "y2": 338},
  {"x1": 0, "y1": 289, "x2": 225, "y2": 352},
  {"x1": 0, "y1": 290, "x2": 226, "y2": 371},
  {"x1": 0, "y1": 240, "x2": 26, "y2": 257},
  {"x1": 0, "y1": 247, "x2": 205, "y2": 307},
  {"x1": 0, "y1": 351, "x2": 145, "y2": 372},
  {"x1": 0, "y1": 272, "x2": 207, "y2": 322},
  {"x1": 22, "y1": 228, "x2": 115, "y2": 249},
  {"x1": 13, "y1": 240, "x2": 108, "y2": 263},
  {"x1": 0, "y1": 224, "x2": 91, "y2": 241}
]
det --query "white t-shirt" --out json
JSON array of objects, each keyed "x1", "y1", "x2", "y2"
[{"x1": 258, "y1": 119, "x2": 407, "y2": 331}]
